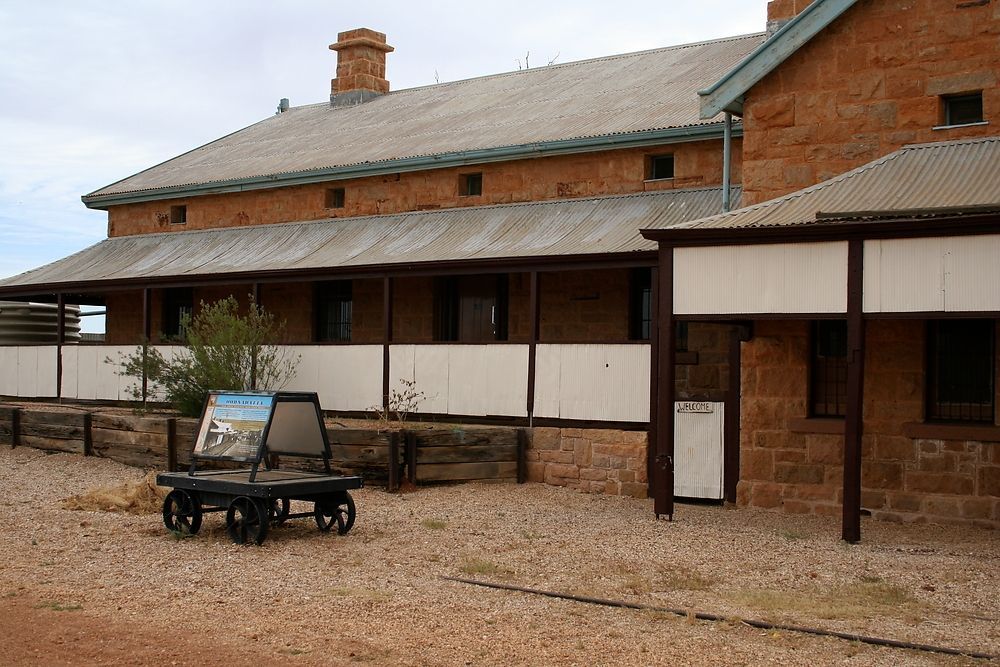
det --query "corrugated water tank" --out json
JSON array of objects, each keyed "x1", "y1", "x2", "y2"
[{"x1": 0, "y1": 301, "x2": 81, "y2": 344}]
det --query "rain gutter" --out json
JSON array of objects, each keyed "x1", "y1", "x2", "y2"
[{"x1": 81, "y1": 124, "x2": 741, "y2": 209}]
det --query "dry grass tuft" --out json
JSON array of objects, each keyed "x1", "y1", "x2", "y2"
[
  {"x1": 62, "y1": 471, "x2": 167, "y2": 514},
  {"x1": 459, "y1": 558, "x2": 511, "y2": 578},
  {"x1": 728, "y1": 577, "x2": 924, "y2": 621}
]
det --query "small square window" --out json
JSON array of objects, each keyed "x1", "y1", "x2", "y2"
[
  {"x1": 942, "y1": 92, "x2": 984, "y2": 126},
  {"x1": 169, "y1": 205, "x2": 187, "y2": 224},
  {"x1": 325, "y1": 187, "x2": 345, "y2": 209},
  {"x1": 459, "y1": 173, "x2": 482, "y2": 197},
  {"x1": 647, "y1": 154, "x2": 675, "y2": 180}
]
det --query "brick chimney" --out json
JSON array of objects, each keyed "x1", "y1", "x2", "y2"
[
  {"x1": 766, "y1": 0, "x2": 815, "y2": 36},
  {"x1": 329, "y1": 28, "x2": 394, "y2": 107}
]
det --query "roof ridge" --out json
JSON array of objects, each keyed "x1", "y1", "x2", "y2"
[
  {"x1": 899, "y1": 134, "x2": 1000, "y2": 152},
  {"x1": 284, "y1": 32, "x2": 766, "y2": 109}
]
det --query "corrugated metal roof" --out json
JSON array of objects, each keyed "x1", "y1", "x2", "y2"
[
  {"x1": 86, "y1": 34, "x2": 763, "y2": 200},
  {"x1": 0, "y1": 187, "x2": 739, "y2": 292},
  {"x1": 646, "y1": 137, "x2": 1000, "y2": 231}
]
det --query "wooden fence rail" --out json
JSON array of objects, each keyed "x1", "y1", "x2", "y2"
[{"x1": 0, "y1": 404, "x2": 525, "y2": 488}]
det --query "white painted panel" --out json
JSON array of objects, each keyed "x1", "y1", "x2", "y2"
[
  {"x1": 279, "y1": 345, "x2": 382, "y2": 411},
  {"x1": 533, "y1": 344, "x2": 649, "y2": 422},
  {"x1": 410, "y1": 346, "x2": 450, "y2": 415},
  {"x1": 943, "y1": 236, "x2": 1000, "y2": 312},
  {"x1": 96, "y1": 345, "x2": 129, "y2": 400},
  {"x1": 863, "y1": 238, "x2": 944, "y2": 312},
  {"x1": 674, "y1": 242, "x2": 848, "y2": 314},
  {"x1": 532, "y1": 345, "x2": 562, "y2": 419},
  {"x1": 864, "y1": 235, "x2": 1000, "y2": 313},
  {"x1": 674, "y1": 401, "x2": 724, "y2": 500},
  {"x1": 446, "y1": 345, "x2": 528, "y2": 417},
  {"x1": 35, "y1": 346, "x2": 58, "y2": 397},
  {"x1": 75, "y1": 346, "x2": 100, "y2": 400},
  {"x1": 0, "y1": 347, "x2": 17, "y2": 395},
  {"x1": 16, "y1": 348, "x2": 38, "y2": 397},
  {"x1": 61, "y1": 346, "x2": 80, "y2": 399}
]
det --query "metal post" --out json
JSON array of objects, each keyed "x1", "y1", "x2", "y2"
[
  {"x1": 722, "y1": 112, "x2": 733, "y2": 213},
  {"x1": 646, "y1": 266, "x2": 658, "y2": 496},
  {"x1": 842, "y1": 240, "x2": 866, "y2": 543}
]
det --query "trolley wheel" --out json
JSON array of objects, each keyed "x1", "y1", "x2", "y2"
[
  {"x1": 314, "y1": 492, "x2": 356, "y2": 535},
  {"x1": 162, "y1": 489, "x2": 203, "y2": 536},
  {"x1": 269, "y1": 497, "x2": 291, "y2": 526},
  {"x1": 226, "y1": 496, "x2": 269, "y2": 545}
]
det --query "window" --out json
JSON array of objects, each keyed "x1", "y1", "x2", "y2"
[
  {"x1": 162, "y1": 288, "x2": 193, "y2": 340},
  {"x1": 459, "y1": 172, "x2": 482, "y2": 197},
  {"x1": 927, "y1": 319, "x2": 995, "y2": 423},
  {"x1": 325, "y1": 187, "x2": 345, "y2": 209},
  {"x1": 942, "y1": 92, "x2": 984, "y2": 126},
  {"x1": 810, "y1": 320, "x2": 848, "y2": 418},
  {"x1": 434, "y1": 274, "x2": 507, "y2": 342},
  {"x1": 628, "y1": 268, "x2": 687, "y2": 350},
  {"x1": 169, "y1": 205, "x2": 187, "y2": 225},
  {"x1": 629, "y1": 268, "x2": 653, "y2": 340},
  {"x1": 315, "y1": 280, "x2": 352, "y2": 342},
  {"x1": 647, "y1": 154, "x2": 675, "y2": 181}
]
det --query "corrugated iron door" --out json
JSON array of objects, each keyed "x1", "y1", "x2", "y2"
[{"x1": 673, "y1": 401, "x2": 724, "y2": 500}]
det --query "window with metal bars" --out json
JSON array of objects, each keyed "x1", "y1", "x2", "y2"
[
  {"x1": 810, "y1": 320, "x2": 848, "y2": 418},
  {"x1": 926, "y1": 319, "x2": 995, "y2": 423},
  {"x1": 315, "y1": 280, "x2": 352, "y2": 342}
]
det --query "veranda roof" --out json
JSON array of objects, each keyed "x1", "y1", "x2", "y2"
[{"x1": 0, "y1": 187, "x2": 737, "y2": 296}]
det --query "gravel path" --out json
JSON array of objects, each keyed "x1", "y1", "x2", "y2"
[{"x1": 0, "y1": 446, "x2": 996, "y2": 666}]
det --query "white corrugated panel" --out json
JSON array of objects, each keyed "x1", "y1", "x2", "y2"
[
  {"x1": 61, "y1": 346, "x2": 79, "y2": 399},
  {"x1": 533, "y1": 344, "x2": 650, "y2": 422},
  {"x1": 674, "y1": 242, "x2": 848, "y2": 314},
  {"x1": 36, "y1": 347, "x2": 58, "y2": 398},
  {"x1": 673, "y1": 401, "x2": 724, "y2": 499},
  {"x1": 15, "y1": 346, "x2": 58, "y2": 398},
  {"x1": 0, "y1": 347, "x2": 17, "y2": 395},
  {"x1": 389, "y1": 345, "x2": 528, "y2": 417},
  {"x1": 279, "y1": 345, "x2": 382, "y2": 411},
  {"x1": 864, "y1": 235, "x2": 1000, "y2": 313},
  {"x1": 16, "y1": 347, "x2": 38, "y2": 397},
  {"x1": 75, "y1": 346, "x2": 101, "y2": 400}
]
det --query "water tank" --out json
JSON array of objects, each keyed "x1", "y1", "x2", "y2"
[{"x1": 0, "y1": 301, "x2": 82, "y2": 344}]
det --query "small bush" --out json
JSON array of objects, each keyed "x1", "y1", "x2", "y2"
[{"x1": 115, "y1": 296, "x2": 299, "y2": 417}]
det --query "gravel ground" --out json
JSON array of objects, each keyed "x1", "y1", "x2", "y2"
[{"x1": 0, "y1": 446, "x2": 996, "y2": 666}]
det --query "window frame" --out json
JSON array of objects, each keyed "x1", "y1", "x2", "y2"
[
  {"x1": 169, "y1": 205, "x2": 187, "y2": 225},
  {"x1": 925, "y1": 319, "x2": 995, "y2": 424},
  {"x1": 325, "y1": 187, "x2": 346, "y2": 209},
  {"x1": 941, "y1": 92, "x2": 984, "y2": 127},
  {"x1": 809, "y1": 320, "x2": 848, "y2": 418},
  {"x1": 315, "y1": 280, "x2": 353, "y2": 343},
  {"x1": 162, "y1": 287, "x2": 193, "y2": 340},
  {"x1": 433, "y1": 274, "x2": 508, "y2": 342},
  {"x1": 646, "y1": 154, "x2": 675, "y2": 181},
  {"x1": 459, "y1": 172, "x2": 483, "y2": 197}
]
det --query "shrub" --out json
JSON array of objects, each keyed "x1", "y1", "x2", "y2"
[{"x1": 115, "y1": 296, "x2": 299, "y2": 417}]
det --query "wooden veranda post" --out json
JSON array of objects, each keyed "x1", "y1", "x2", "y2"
[
  {"x1": 526, "y1": 271, "x2": 540, "y2": 424},
  {"x1": 653, "y1": 245, "x2": 676, "y2": 519},
  {"x1": 842, "y1": 239, "x2": 866, "y2": 543},
  {"x1": 382, "y1": 276, "x2": 394, "y2": 412},
  {"x1": 56, "y1": 293, "x2": 65, "y2": 399},
  {"x1": 142, "y1": 288, "x2": 152, "y2": 405}
]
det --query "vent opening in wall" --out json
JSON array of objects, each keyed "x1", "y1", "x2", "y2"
[
  {"x1": 169, "y1": 205, "x2": 187, "y2": 224},
  {"x1": 459, "y1": 172, "x2": 482, "y2": 197},
  {"x1": 325, "y1": 187, "x2": 345, "y2": 209}
]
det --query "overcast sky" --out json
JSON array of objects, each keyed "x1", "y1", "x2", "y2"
[{"x1": 0, "y1": 1, "x2": 766, "y2": 314}]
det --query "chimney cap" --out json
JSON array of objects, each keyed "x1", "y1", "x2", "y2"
[{"x1": 329, "y1": 28, "x2": 394, "y2": 54}]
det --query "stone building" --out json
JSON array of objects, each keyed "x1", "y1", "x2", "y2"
[{"x1": 1, "y1": 0, "x2": 998, "y2": 536}]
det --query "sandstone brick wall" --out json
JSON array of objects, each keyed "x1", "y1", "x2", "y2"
[
  {"x1": 525, "y1": 427, "x2": 648, "y2": 498},
  {"x1": 738, "y1": 319, "x2": 1000, "y2": 528},
  {"x1": 743, "y1": 0, "x2": 1000, "y2": 204},
  {"x1": 104, "y1": 140, "x2": 740, "y2": 236}
]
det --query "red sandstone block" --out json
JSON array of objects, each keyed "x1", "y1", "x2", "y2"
[
  {"x1": 807, "y1": 436, "x2": 844, "y2": 465},
  {"x1": 750, "y1": 482, "x2": 784, "y2": 509},
  {"x1": 887, "y1": 492, "x2": 923, "y2": 512},
  {"x1": 580, "y1": 468, "x2": 608, "y2": 482},
  {"x1": 923, "y1": 496, "x2": 962, "y2": 519},
  {"x1": 774, "y1": 462, "x2": 824, "y2": 485},
  {"x1": 782, "y1": 500, "x2": 812, "y2": 515},
  {"x1": 980, "y1": 467, "x2": 1000, "y2": 497},
  {"x1": 906, "y1": 472, "x2": 974, "y2": 496},
  {"x1": 774, "y1": 448, "x2": 807, "y2": 464},
  {"x1": 544, "y1": 463, "x2": 580, "y2": 482},
  {"x1": 529, "y1": 427, "x2": 561, "y2": 451},
  {"x1": 861, "y1": 490, "x2": 886, "y2": 510},
  {"x1": 793, "y1": 483, "x2": 838, "y2": 502},
  {"x1": 962, "y1": 498, "x2": 994, "y2": 520},
  {"x1": 525, "y1": 461, "x2": 545, "y2": 483},
  {"x1": 539, "y1": 450, "x2": 574, "y2": 465},
  {"x1": 742, "y1": 449, "x2": 774, "y2": 481},
  {"x1": 862, "y1": 461, "x2": 904, "y2": 489},
  {"x1": 917, "y1": 453, "x2": 958, "y2": 474},
  {"x1": 573, "y1": 442, "x2": 592, "y2": 467}
]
